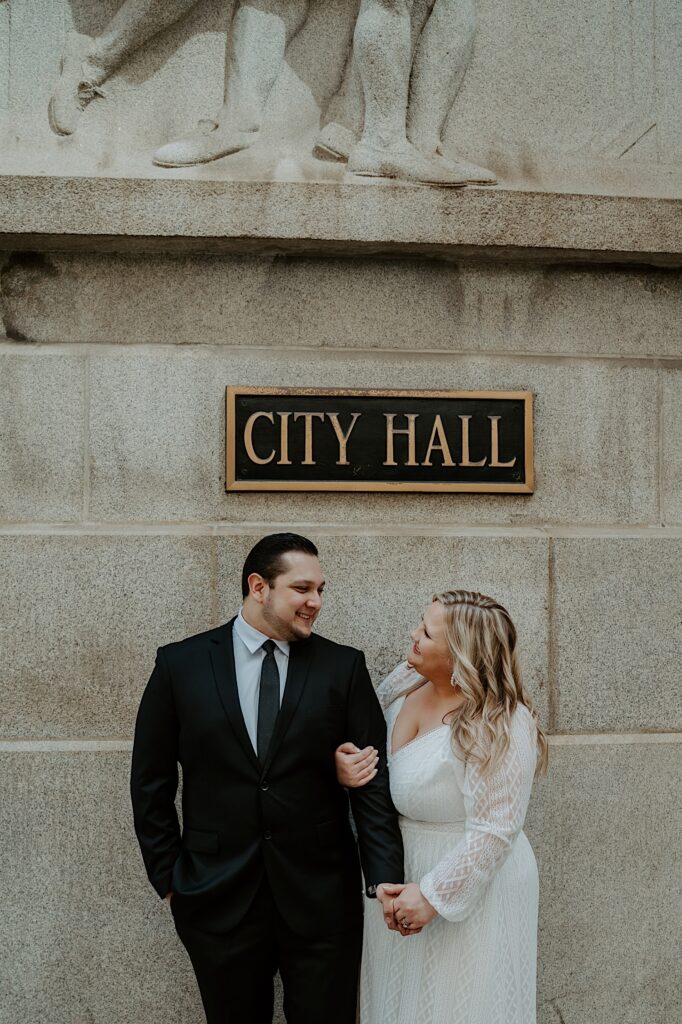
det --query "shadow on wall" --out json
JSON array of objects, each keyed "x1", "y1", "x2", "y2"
[
  {"x1": 65, "y1": 0, "x2": 351, "y2": 122},
  {"x1": 15, "y1": 0, "x2": 354, "y2": 177}
]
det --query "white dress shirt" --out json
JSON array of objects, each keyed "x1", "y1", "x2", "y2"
[{"x1": 232, "y1": 610, "x2": 290, "y2": 753}]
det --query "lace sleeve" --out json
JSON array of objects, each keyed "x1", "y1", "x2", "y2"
[
  {"x1": 420, "y1": 706, "x2": 538, "y2": 922},
  {"x1": 375, "y1": 661, "x2": 425, "y2": 711}
]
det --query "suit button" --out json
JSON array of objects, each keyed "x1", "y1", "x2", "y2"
[
  {"x1": 263, "y1": 830, "x2": 272, "y2": 840},
  {"x1": 260, "y1": 781, "x2": 269, "y2": 791}
]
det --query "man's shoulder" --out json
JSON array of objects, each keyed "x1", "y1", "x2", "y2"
[
  {"x1": 158, "y1": 622, "x2": 231, "y2": 660},
  {"x1": 158, "y1": 625, "x2": 366, "y2": 662},
  {"x1": 308, "y1": 631, "x2": 364, "y2": 661}
]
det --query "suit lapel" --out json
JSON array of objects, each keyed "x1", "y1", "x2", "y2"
[
  {"x1": 261, "y1": 636, "x2": 314, "y2": 775},
  {"x1": 209, "y1": 618, "x2": 260, "y2": 773}
]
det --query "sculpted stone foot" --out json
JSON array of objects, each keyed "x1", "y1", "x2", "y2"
[
  {"x1": 435, "y1": 149, "x2": 497, "y2": 185},
  {"x1": 313, "y1": 121, "x2": 357, "y2": 163},
  {"x1": 316, "y1": 127, "x2": 497, "y2": 187},
  {"x1": 152, "y1": 122, "x2": 257, "y2": 168},
  {"x1": 347, "y1": 140, "x2": 468, "y2": 187},
  {"x1": 48, "y1": 33, "x2": 107, "y2": 136}
]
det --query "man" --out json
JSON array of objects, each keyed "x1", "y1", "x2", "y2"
[{"x1": 131, "y1": 533, "x2": 404, "y2": 1023}]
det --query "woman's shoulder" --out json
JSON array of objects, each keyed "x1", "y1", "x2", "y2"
[
  {"x1": 507, "y1": 703, "x2": 542, "y2": 763},
  {"x1": 459, "y1": 703, "x2": 538, "y2": 758},
  {"x1": 513, "y1": 702, "x2": 538, "y2": 732},
  {"x1": 514, "y1": 702, "x2": 534, "y2": 723},
  {"x1": 375, "y1": 661, "x2": 426, "y2": 711}
]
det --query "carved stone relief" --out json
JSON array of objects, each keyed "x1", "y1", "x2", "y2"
[
  {"x1": 0, "y1": 0, "x2": 679, "y2": 195},
  {"x1": 46, "y1": 0, "x2": 494, "y2": 186}
]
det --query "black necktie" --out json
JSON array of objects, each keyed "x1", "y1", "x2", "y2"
[{"x1": 257, "y1": 639, "x2": 280, "y2": 761}]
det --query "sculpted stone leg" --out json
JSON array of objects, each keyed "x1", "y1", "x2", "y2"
[
  {"x1": 153, "y1": 0, "x2": 310, "y2": 167},
  {"x1": 314, "y1": 0, "x2": 436, "y2": 162},
  {"x1": 315, "y1": 0, "x2": 494, "y2": 185},
  {"x1": 348, "y1": 0, "x2": 467, "y2": 185},
  {"x1": 49, "y1": 0, "x2": 200, "y2": 136},
  {"x1": 408, "y1": 0, "x2": 496, "y2": 183},
  {"x1": 312, "y1": 49, "x2": 364, "y2": 163}
]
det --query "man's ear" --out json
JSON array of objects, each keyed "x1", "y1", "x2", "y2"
[{"x1": 247, "y1": 573, "x2": 269, "y2": 604}]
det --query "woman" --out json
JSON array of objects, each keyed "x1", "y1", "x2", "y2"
[{"x1": 336, "y1": 590, "x2": 548, "y2": 1024}]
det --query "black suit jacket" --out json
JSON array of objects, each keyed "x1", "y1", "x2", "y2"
[{"x1": 130, "y1": 619, "x2": 404, "y2": 936}]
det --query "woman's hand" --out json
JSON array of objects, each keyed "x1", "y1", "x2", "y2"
[
  {"x1": 377, "y1": 883, "x2": 423, "y2": 936},
  {"x1": 376, "y1": 883, "x2": 404, "y2": 932},
  {"x1": 392, "y1": 883, "x2": 438, "y2": 931},
  {"x1": 334, "y1": 742, "x2": 379, "y2": 788}
]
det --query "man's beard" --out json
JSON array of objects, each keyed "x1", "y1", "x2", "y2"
[{"x1": 261, "y1": 599, "x2": 311, "y2": 642}]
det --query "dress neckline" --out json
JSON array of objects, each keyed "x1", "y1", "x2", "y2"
[{"x1": 389, "y1": 695, "x2": 450, "y2": 757}]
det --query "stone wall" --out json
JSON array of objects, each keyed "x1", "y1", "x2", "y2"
[{"x1": 1, "y1": 248, "x2": 680, "y2": 1024}]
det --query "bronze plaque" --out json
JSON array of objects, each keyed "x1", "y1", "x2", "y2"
[{"x1": 226, "y1": 387, "x2": 534, "y2": 493}]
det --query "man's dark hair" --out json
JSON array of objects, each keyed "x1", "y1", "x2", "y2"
[{"x1": 241, "y1": 533, "x2": 319, "y2": 597}]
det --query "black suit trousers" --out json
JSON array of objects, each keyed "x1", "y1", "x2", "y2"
[{"x1": 173, "y1": 880, "x2": 363, "y2": 1024}]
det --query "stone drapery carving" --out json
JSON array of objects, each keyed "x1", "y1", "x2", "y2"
[{"x1": 47, "y1": 0, "x2": 495, "y2": 187}]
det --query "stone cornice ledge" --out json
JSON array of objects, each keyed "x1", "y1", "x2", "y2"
[{"x1": 0, "y1": 175, "x2": 680, "y2": 264}]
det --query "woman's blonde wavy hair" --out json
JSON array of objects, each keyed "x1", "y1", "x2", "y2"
[{"x1": 433, "y1": 590, "x2": 548, "y2": 777}]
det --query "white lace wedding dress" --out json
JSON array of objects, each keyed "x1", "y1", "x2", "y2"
[{"x1": 360, "y1": 663, "x2": 539, "y2": 1024}]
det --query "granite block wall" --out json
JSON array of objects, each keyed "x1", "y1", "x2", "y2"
[{"x1": 1, "y1": 252, "x2": 680, "y2": 1024}]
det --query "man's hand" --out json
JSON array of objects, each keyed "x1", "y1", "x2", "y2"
[
  {"x1": 376, "y1": 883, "x2": 423, "y2": 936},
  {"x1": 335, "y1": 742, "x2": 379, "y2": 788},
  {"x1": 164, "y1": 892, "x2": 173, "y2": 905},
  {"x1": 392, "y1": 883, "x2": 437, "y2": 931}
]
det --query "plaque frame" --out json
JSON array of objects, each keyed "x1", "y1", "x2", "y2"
[{"x1": 226, "y1": 387, "x2": 534, "y2": 494}]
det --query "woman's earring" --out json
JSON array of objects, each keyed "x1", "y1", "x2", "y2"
[{"x1": 450, "y1": 670, "x2": 458, "y2": 689}]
